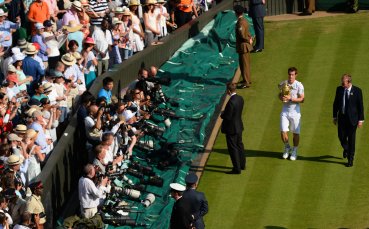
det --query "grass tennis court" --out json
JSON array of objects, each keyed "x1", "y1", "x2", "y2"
[{"x1": 198, "y1": 12, "x2": 369, "y2": 228}]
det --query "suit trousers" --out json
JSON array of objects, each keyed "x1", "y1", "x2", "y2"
[
  {"x1": 238, "y1": 52, "x2": 251, "y2": 84},
  {"x1": 251, "y1": 17, "x2": 264, "y2": 50},
  {"x1": 338, "y1": 115, "x2": 357, "y2": 161},
  {"x1": 226, "y1": 133, "x2": 246, "y2": 172}
]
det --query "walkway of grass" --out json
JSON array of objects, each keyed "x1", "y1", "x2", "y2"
[{"x1": 198, "y1": 12, "x2": 369, "y2": 228}]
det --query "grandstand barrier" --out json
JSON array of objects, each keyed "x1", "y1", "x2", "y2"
[
  {"x1": 233, "y1": 0, "x2": 304, "y2": 16},
  {"x1": 38, "y1": 0, "x2": 234, "y2": 227}
]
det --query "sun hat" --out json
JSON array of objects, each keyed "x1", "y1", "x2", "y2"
[
  {"x1": 11, "y1": 47, "x2": 21, "y2": 55},
  {"x1": 122, "y1": 9, "x2": 132, "y2": 16},
  {"x1": 72, "y1": 1, "x2": 82, "y2": 11},
  {"x1": 7, "y1": 155, "x2": 23, "y2": 166},
  {"x1": 8, "y1": 133, "x2": 23, "y2": 142},
  {"x1": 12, "y1": 53, "x2": 26, "y2": 62},
  {"x1": 17, "y1": 39, "x2": 28, "y2": 49},
  {"x1": 25, "y1": 44, "x2": 38, "y2": 55},
  {"x1": 112, "y1": 17, "x2": 123, "y2": 25},
  {"x1": 43, "y1": 82, "x2": 53, "y2": 93},
  {"x1": 84, "y1": 37, "x2": 95, "y2": 45},
  {"x1": 14, "y1": 124, "x2": 27, "y2": 134},
  {"x1": 35, "y1": 23, "x2": 45, "y2": 30},
  {"x1": 129, "y1": 0, "x2": 141, "y2": 6},
  {"x1": 61, "y1": 53, "x2": 77, "y2": 66},
  {"x1": 122, "y1": 109, "x2": 135, "y2": 122},
  {"x1": 145, "y1": 0, "x2": 157, "y2": 5},
  {"x1": 72, "y1": 51, "x2": 82, "y2": 60},
  {"x1": 0, "y1": 9, "x2": 8, "y2": 17},
  {"x1": 114, "y1": 7, "x2": 125, "y2": 14},
  {"x1": 7, "y1": 65, "x2": 17, "y2": 73},
  {"x1": 63, "y1": 20, "x2": 83, "y2": 33}
]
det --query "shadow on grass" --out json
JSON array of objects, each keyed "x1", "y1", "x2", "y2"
[
  {"x1": 264, "y1": 226, "x2": 287, "y2": 229},
  {"x1": 210, "y1": 148, "x2": 346, "y2": 167}
]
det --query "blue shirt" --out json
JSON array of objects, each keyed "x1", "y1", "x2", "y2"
[
  {"x1": 67, "y1": 31, "x2": 84, "y2": 53},
  {"x1": 0, "y1": 20, "x2": 19, "y2": 47},
  {"x1": 28, "y1": 122, "x2": 48, "y2": 152},
  {"x1": 97, "y1": 88, "x2": 112, "y2": 104},
  {"x1": 23, "y1": 56, "x2": 45, "y2": 94},
  {"x1": 32, "y1": 34, "x2": 48, "y2": 61}
]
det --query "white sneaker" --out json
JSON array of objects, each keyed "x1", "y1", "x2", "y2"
[
  {"x1": 290, "y1": 151, "x2": 297, "y2": 161},
  {"x1": 282, "y1": 148, "x2": 290, "y2": 159}
]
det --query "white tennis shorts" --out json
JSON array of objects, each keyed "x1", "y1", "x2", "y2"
[{"x1": 280, "y1": 112, "x2": 301, "y2": 134}]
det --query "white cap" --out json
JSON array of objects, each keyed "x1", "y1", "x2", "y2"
[
  {"x1": 122, "y1": 110, "x2": 135, "y2": 122},
  {"x1": 169, "y1": 183, "x2": 186, "y2": 192}
]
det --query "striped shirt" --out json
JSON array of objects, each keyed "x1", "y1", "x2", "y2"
[{"x1": 89, "y1": 0, "x2": 109, "y2": 26}]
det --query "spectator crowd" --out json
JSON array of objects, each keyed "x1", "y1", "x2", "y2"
[{"x1": 0, "y1": 0, "x2": 218, "y2": 227}]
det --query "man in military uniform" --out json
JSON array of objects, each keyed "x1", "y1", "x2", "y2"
[
  {"x1": 234, "y1": 5, "x2": 253, "y2": 88},
  {"x1": 26, "y1": 181, "x2": 46, "y2": 228},
  {"x1": 182, "y1": 173, "x2": 208, "y2": 229}
]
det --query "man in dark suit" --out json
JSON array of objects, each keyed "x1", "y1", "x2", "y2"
[
  {"x1": 234, "y1": 5, "x2": 253, "y2": 88},
  {"x1": 221, "y1": 82, "x2": 246, "y2": 174},
  {"x1": 170, "y1": 183, "x2": 193, "y2": 229},
  {"x1": 183, "y1": 173, "x2": 208, "y2": 229},
  {"x1": 249, "y1": 0, "x2": 266, "y2": 52},
  {"x1": 333, "y1": 74, "x2": 364, "y2": 167}
]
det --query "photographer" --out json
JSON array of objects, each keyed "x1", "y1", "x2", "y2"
[
  {"x1": 84, "y1": 105, "x2": 104, "y2": 145},
  {"x1": 100, "y1": 133, "x2": 124, "y2": 165},
  {"x1": 25, "y1": 181, "x2": 46, "y2": 229},
  {"x1": 78, "y1": 164, "x2": 109, "y2": 219}
]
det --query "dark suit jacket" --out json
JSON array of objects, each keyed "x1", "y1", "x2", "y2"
[
  {"x1": 170, "y1": 197, "x2": 193, "y2": 229},
  {"x1": 249, "y1": 0, "x2": 266, "y2": 17},
  {"x1": 182, "y1": 189, "x2": 209, "y2": 229},
  {"x1": 333, "y1": 85, "x2": 364, "y2": 126},
  {"x1": 221, "y1": 94, "x2": 244, "y2": 134},
  {"x1": 235, "y1": 17, "x2": 253, "y2": 54}
]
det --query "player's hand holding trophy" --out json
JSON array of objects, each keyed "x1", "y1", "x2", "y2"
[{"x1": 280, "y1": 83, "x2": 292, "y2": 103}]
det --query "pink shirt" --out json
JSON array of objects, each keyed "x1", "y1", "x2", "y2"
[
  {"x1": 62, "y1": 10, "x2": 80, "y2": 26},
  {"x1": 44, "y1": 0, "x2": 58, "y2": 16}
]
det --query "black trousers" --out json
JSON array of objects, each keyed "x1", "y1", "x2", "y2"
[
  {"x1": 175, "y1": 10, "x2": 193, "y2": 28},
  {"x1": 226, "y1": 133, "x2": 246, "y2": 172},
  {"x1": 338, "y1": 115, "x2": 357, "y2": 161},
  {"x1": 251, "y1": 16, "x2": 264, "y2": 50}
]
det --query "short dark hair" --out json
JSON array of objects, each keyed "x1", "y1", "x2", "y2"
[
  {"x1": 103, "y1": 77, "x2": 114, "y2": 87},
  {"x1": 234, "y1": 5, "x2": 245, "y2": 15},
  {"x1": 68, "y1": 40, "x2": 79, "y2": 50},
  {"x1": 102, "y1": 132, "x2": 114, "y2": 142},
  {"x1": 342, "y1": 73, "x2": 352, "y2": 83},
  {"x1": 288, "y1": 67, "x2": 298, "y2": 74},
  {"x1": 94, "y1": 145, "x2": 105, "y2": 156},
  {"x1": 226, "y1": 82, "x2": 237, "y2": 93}
]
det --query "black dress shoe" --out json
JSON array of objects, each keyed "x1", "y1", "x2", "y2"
[
  {"x1": 346, "y1": 160, "x2": 353, "y2": 167},
  {"x1": 225, "y1": 170, "x2": 241, "y2": 174},
  {"x1": 251, "y1": 49, "x2": 262, "y2": 53},
  {"x1": 240, "y1": 84, "x2": 250, "y2": 89},
  {"x1": 343, "y1": 150, "x2": 348, "y2": 158}
]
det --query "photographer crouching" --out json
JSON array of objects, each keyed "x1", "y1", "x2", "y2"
[{"x1": 78, "y1": 164, "x2": 110, "y2": 219}]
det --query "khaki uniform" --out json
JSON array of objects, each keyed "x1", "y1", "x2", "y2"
[
  {"x1": 305, "y1": 0, "x2": 315, "y2": 14},
  {"x1": 26, "y1": 194, "x2": 46, "y2": 224},
  {"x1": 235, "y1": 16, "x2": 253, "y2": 86}
]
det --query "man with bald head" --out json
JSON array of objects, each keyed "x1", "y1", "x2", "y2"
[
  {"x1": 84, "y1": 104, "x2": 104, "y2": 145},
  {"x1": 149, "y1": 66, "x2": 158, "y2": 78}
]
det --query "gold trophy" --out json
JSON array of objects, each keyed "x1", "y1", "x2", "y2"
[{"x1": 280, "y1": 83, "x2": 292, "y2": 103}]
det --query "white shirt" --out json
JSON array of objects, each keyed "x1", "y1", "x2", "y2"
[
  {"x1": 92, "y1": 27, "x2": 112, "y2": 60},
  {"x1": 78, "y1": 176, "x2": 105, "y2": 208},
  {"x1": 280, "y1": 80, "x2": 304, "y2": 114}
]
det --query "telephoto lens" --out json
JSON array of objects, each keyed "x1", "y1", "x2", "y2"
[
  {"x1": 124, "y1": 188, "x2": 141, "y2": 199},
  {"x1": 142, "y1": 193, "x2": 156, "y2": 207},
  {"x1": 127, "y1": 168, "x2": 144, "y2": 178}
]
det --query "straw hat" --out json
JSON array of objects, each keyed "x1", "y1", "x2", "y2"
[
  {"x1": 84, "y1": 37, "x2": 95, "y2": 45},
  {"x1": 114, "y1": 7, "x2": 125, "y2": 14},
  {"x1": 43, "y1": 82, "x2": 53, "y2": 93},
  {"x1": 0, "y1": 9, "x2": 8, "y2": 17},
  {"x1": 7, "y1": 155, "x2": 23, "y2": 166},
  {"x1": 72, "y1": 52, "x2": 82, "y2": 60},
  {"x1": 26, "y1": 129, "x2": 39, "y2": 139},
  {"x1": 14, "y1": 124, "x2": 27, "y2": 134},
  {"x1": 72, "y1": 1, "x2": 82, "y2": 11},
  {"x1": 8, "y1": 133, "x2": 23, "y2": 142},
  {"x1": 25, "y1": 44, "x2": 38, "y2": 55},
  {"x1": 112, "y1": 17, "x2": 123, "y2": 25},
  {"x1": 17, "y1": 39, "x2": 28, "y2": 49},
  {"x1": 61, "y1": 53, "x2": 77, "y2": 66},
  {"x1": 63, "y1": 20, "x2": 83, "y2": 33},
  {"x1": 7, "y1": 65, "x2": 17, "y2": 73},
  {"x1": 145, "y1": 0, "x2": 157, "y2": 5},
  {"x1": 129, "y1": 0, "x2": 141, "y2": 6},
  {"x1": 122, "y1": 9, "x2": 132, "y2": 16}
]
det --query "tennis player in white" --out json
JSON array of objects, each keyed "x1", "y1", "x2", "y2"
[{"x1": 278, "y1": 67, "x2": 304, "y2": 160}]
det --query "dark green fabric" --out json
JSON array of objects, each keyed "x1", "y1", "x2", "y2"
[{"x1": 103, "y1": 11, "x2": 254, "y2": 229}]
